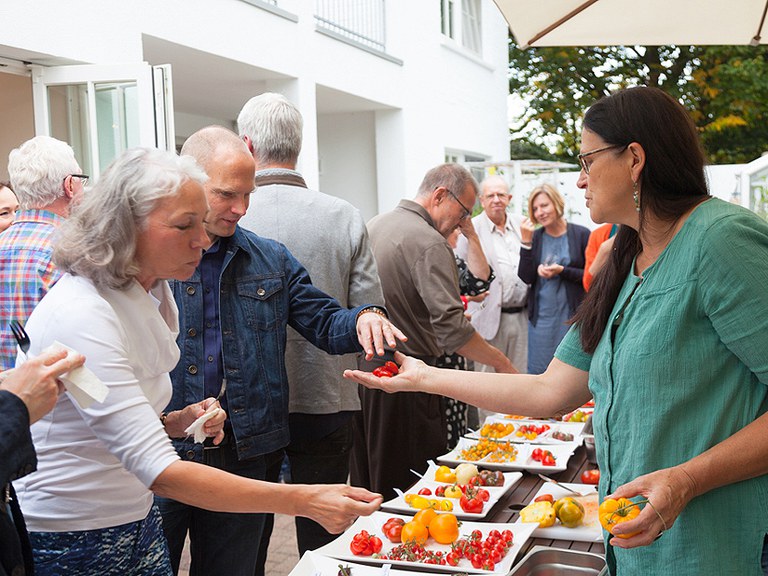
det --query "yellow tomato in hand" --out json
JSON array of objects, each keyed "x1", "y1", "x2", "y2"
[{"x1": 598, "y1": 498, "x2": 641, "y2": 538}]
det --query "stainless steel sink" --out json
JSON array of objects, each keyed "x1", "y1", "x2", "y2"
[{"x1": 507, "y1": 546, "x2": 607, "y2": 575}]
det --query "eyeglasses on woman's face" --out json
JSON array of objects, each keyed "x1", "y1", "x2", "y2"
[{"x1": 578, "y1": 145, "x2": 624, "y2": 175}]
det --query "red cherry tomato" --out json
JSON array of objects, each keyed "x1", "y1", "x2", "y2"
[
  {"x1": 581, "y1": 469, "x2": 600, "y2": 484},
  {"x1": 418, "y1": 487, "x2": 432, "y2": 496},
  {"x1": 446, "y1": 551, "x2": 460, "y2": 566},
  {"x1": 383, "y1": 361, "x2": 400, "y2": 375},
  {"x1": 531, "y1": 447, "x2": 543, "y2": 462},
  {"x1": 372, "y1": 366, "x2": 395, "y2": 378},
  {"x1": 541, "y1": 451, "x2": 557, "y2": 466}
]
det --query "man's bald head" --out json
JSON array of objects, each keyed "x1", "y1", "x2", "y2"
[
  {"x1": 181, "y1": 125, "x2": 252, "y2": 170},
  {"x1": 181, "y1": 126, "x2": 256, "y2": 241}
]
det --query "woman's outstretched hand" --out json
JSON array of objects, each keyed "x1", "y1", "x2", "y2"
[{"x1": 343, "y1": 351, "x2": 427, "y2": 394}]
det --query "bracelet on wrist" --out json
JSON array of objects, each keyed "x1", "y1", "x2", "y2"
[{"x1": 356, "y1": 306, "x2": 388, "y2": 323}]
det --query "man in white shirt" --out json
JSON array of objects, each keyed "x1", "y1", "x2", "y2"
[{"x1": 456, "y1": 175, "x2": 528, "y2": 375}]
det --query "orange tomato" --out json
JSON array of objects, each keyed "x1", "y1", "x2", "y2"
[
  {"x1": 428, "y1": 513, "x2": 459, "y2": 544},
  {"x1": 598, "y1": 497, "x2": 641, "y2": 539},
  {"x1": 400, "y1": 520, "x2": 429, "y2": 545},
  {"x1": 413, "y1": 507, "x2": 438, "y2": 527}
]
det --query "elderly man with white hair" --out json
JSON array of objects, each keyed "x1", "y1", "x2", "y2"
[
  {"x1": 456, "y1": 175, "x2": 529, "y2": 378},
  {"x1": 0, "y1": 136, "x2": 86, "y2": 369}
]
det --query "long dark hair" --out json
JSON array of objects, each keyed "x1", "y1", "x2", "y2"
[{"x1": 572, "y1": 87, "x2": 710, "y2": 352}]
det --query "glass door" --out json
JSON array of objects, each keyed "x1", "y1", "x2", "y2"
[{"x1": 31, "y1": 62, "x2": 174, "y2": 178}]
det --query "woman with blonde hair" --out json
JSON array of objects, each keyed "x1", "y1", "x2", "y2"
[{"x1": 518, "y1": 184, "x2": 589, "y2": 374}]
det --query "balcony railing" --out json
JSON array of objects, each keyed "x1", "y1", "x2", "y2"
[{"x1": 315, "y1": 0, "x2": 386, "y2": 52}]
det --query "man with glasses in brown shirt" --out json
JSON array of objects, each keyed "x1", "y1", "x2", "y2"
[{"x1": 351, "y1": 163, "x2": 517, "y2": 499}]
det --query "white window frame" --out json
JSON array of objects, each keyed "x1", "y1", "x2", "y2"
[
  {"x1": 30, "y1": 62, "x2": 174, "y2": 178},
  {"x1": 440, "y1": 0, "x2": 482, "y2": 55}
]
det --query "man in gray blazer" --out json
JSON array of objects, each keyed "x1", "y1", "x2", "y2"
[
  {"x1": 237, "y1": 93, "x2": 385, "y2": 565},
  {"x1": 456, "y1": 175, "x2": 528, "y2": 374}
]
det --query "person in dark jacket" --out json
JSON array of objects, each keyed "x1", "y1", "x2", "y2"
[
  {"x1": 518, "y1": 184, "x2": 589, "y2": 374},
  {"x1": 0, "y1": 349, "x2": 85, "y2": 576}
]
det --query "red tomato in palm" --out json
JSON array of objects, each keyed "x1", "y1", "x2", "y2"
[
  {"x1": 581, "y1": 469, "x2": 600, "y2": 484},
  {"x1": 372, "y1": 366, "x2": 395, "y2": 378},
  {"x1": 383, "y1": 361, "x2": 400, "y2": 375}
]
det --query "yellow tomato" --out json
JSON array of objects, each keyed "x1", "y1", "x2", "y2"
[
  {"x1": 435, "y1": 465, "x2": 457, "y2": 483},
  {"x1": 409, "y1": 495, "x2": 431, "y2": 509},
  {"x1": 444, "y1": 485, "x2": 463, "y2": 499},
  {"x1": 438, "y1": 499, "x2": 454, "y2": 511},
  {"x1": 520, "y1": 501, "x2": 557, "y2": 528},
  {"x1": 598, "y1": 498, "x2": 641, "y2": 538},
  {"x1": 554, "y1": 497, "x2": 585, "y2": 528}
]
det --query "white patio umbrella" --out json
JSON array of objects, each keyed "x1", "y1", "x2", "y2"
[{"x1": 494, "y1": 0, "x2": 768, "y2": 48}]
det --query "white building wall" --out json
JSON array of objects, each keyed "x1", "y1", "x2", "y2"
[{"x1": 0, "y1": 0, "x2": 510, "y2": 216}]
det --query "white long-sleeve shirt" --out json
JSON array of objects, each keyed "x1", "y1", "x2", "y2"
[{"x1": 15, "y1": 274, "x2": 181, "y2": 532}]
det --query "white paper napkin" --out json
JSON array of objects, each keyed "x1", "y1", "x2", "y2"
[
  {"x1": 184, "y1": 408, "x2": 223, "y2": 443},
  {"x1": 48, "y1": 341, "x2": 109, "y2": 409}
]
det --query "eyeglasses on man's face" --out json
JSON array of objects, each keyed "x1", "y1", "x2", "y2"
[
  {"x1": 64, "y1": 174, "x2": 90, "y2": 186},
  {"x1": 577, "y1": 145, "x2": 624, "y2": 175},
  {"x1": 446, "y1": 188, "x2": 473, "y2": 220}
]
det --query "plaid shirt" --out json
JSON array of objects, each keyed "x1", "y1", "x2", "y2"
[{"x1": 0, "y1": 210, "x2": 64, "y2": 370}]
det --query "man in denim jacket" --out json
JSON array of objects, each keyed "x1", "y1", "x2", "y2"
[{"x1": 155, "y1": 126, "x2": 403, "y2": 576}]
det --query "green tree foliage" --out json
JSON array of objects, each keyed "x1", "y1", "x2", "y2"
[
  {"x1": 509, "y1": 39, "x2": 768, "y2": 163},
  {"x1": 509, "y1": 139, "x2": 559, "y2": 160},
  {"x1": 688, "y1": 46, "x2": 768, "y2": 163}
]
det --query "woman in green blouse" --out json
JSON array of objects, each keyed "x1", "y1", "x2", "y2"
[{"x1": 344, "y1": 86, "x2": 768, "y2": 576}]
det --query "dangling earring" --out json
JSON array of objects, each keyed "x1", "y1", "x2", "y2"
[{"x1": 632, "y1": 181, "x2": 640, "y2": 212}]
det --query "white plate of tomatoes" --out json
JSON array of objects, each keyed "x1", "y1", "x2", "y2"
[
  {"x1": 469, "y1": 416, "x2": 586, "y2": 444},
  {"x1": 513, "y1": 482, "x2": 602, "y2": 543},
  {"x1": 313, "y1": 511, "x2": 537, "y2": 574},
  {"x1": 438, "y1": 438, "x2": 580, "y2": 473},
  {"x1": 289, "y1": 550, "x2": 428, "y2": 576},
  {"x1": 381, "y1": 463, "x2": 523, "y2": 519}
]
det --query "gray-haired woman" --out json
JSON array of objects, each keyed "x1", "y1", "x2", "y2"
[{"x1": 14, "y1": 148, "x2": 382, "y2": 576}]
